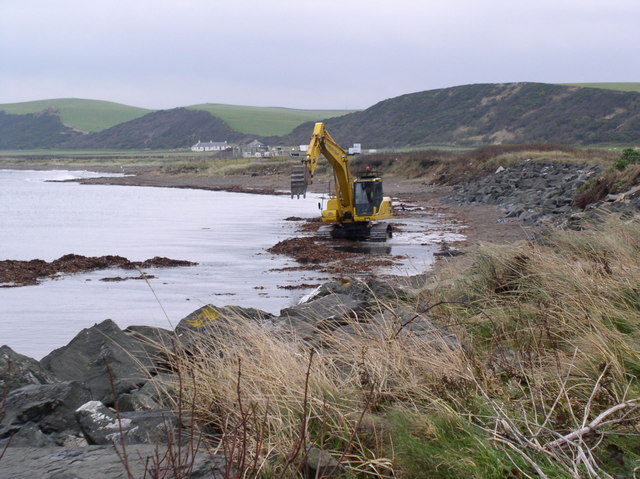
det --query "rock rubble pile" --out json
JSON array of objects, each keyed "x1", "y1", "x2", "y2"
[
  {"x1": 1, "y1": 276, "x2": 454, "y2": 478},
  {"x1": 444, "y1": 161, "x2": 601, "y2": 224}
]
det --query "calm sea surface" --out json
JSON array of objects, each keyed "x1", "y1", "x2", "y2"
[
  {"x1": 0, "y1": 169, "x2": 331, "y2": 358},
  {"x1": 0, "y1": 169, "x2": 463, "y2": 359}
]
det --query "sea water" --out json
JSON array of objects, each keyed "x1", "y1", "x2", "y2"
[{"x1": 0, "y1": 169, "x2": 464, "y2": 359}]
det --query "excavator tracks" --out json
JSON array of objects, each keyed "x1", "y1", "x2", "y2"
[
  {"x1": 317, "y1": 222, "x2": 392, "y2": 242},
  {"x1": 368, "y1": 223, "x2": 393, "y2": 242}
]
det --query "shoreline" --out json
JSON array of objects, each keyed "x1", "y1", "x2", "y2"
[
  {"x1": 69, "y1": 167, "x2": 537, "y2": 247},
  {"x1": 71, "y1": 170, "x2": 539, "y2": 277},
  {"x1": 1, "y1": 163, "x2": 539, "y2": 272}
]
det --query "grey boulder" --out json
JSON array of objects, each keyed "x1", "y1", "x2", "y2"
[{"x1": 40, "y1": 319, "x2": 155, "y2": 404}]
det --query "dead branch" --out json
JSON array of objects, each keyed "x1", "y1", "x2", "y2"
[{"x1": 545, "y1": 399, "x2": 640, "y2": 450}]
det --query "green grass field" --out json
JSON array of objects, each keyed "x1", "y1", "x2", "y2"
[
  {"x1": 0, "y1": 98, "x2": 354, "y2": 137},
  {"x1": 0, "y1": 98, "x2": 151, "y2": 133},
  {"x1": 187, "y1": 103, "x2": 355, "y2": 136},
  {"x1": 560, "y1": 82, "x2": 640, "y2": 93}
]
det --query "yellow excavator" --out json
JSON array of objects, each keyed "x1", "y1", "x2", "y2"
[{"x1": 291, "y1": 122, "x2": 393, "y2": 241}]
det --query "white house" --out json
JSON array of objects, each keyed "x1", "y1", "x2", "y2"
[
  {"x1": 191, "y1": 140, "x2": 228, "y2": 152},
  {"x1": 348, "y1": 143, "x2": 362, "y2": 155}
]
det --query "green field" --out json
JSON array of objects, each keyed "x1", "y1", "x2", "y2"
[
  {"x1": 0, "y1": 98, "x2": 151, "y2": 133},
  {"x1": 0, "y1": 98, "x2": 353, "y2": 137},
  {"x1": 560, "y1": 82, "x2": 640, "y2": 93},
  {"x1": 188, "y1": 103, "x2": 355, "y2": 136}
]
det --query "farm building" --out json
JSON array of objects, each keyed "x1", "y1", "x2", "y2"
[
  {"x1": 246, "y1": 139, "x2": 264, "y2": 148},
  {"x1": 191, "y1": 140, "x2": 229, "y2": 152}
]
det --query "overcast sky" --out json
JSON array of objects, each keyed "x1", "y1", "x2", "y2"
[{"x1": 1, "y1": 0, "x2": 638, "y2": 110}]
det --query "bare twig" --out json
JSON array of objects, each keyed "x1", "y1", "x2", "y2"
[
  {"x1": 545, "y1": 399, "x2": 640, "y2": 450},
  {"x1": 581, "y1": 364, "x2": 611, "y2": 429},
  {"x1": 490, "y1": 436, "x2": 549, "y2": 479},
  {"x1": 280, "y1": 350, "x2": 314, "y2": 476}
]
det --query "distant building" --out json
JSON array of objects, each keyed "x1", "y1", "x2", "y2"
[
  {"x1": 246, "y1": 139, "x2": 264, "y2": 148},
  {"x1": 348, "y1": 143, "x2": 362, "y2": 155},
  {"x1": 191, "y1": 140, "x2": 228, "y2": 152}
]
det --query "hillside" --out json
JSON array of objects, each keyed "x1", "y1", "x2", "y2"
[
  {"x1": 188, "y1": 104, "x2": 354, "y2": 136},
  {"x1": 0, "y1": 99, "x2": 350, "y2": 138},
  {"x1": 280, "y1": 82, "x2": 640, "y2": 147},
  {"x1": 0, "y1": 98, "x2": 151, "y2": 133},
  {"x1": 64, "y1": 108, "x2": 247, "y2": 150},
  {"x1": 0, "y1": 110, "x2": 80, "y2": 149},
  {"x1": 3, "y1": 83, "x2": 640, "y2": 150}
]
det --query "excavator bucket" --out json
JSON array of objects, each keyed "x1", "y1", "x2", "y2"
[{"x1": 290, "y1": 165, "x2": 308, "y2": 199}]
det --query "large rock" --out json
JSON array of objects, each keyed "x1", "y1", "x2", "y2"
[
  {"x1": 0, "y1": 422, "x2": 58, "y2": 447},
  {"x1": 319, "y1": 304, "x2": 462, "y2": 352},
  {"x1": 0, "y1": 381, "x2": 91, "y2": 443},
  {"x1": 376, "y1": 306, "x2": 461, "y2": 350},
  {"x1": 175, "y1": 304, "x2": 274, "y2": 350},
  {"x1": 134, "y1": 372, "x2": 178, "y2": 406},
  {"x1": 0, "y1": 345, "x2": 55, "y2": 397},
  {"x1": 0, "y1": 445, "x2": 226, "y2": 479},
  {"x1": 304, "y1": 447, "x2": 344, "y2": 478},
  {"x1": 75, "y1": 400, "x2": 177, "y2": 445},
  {"x1": 40, "y1": 319, "x2": 155, "y2": 404},
  {"x1": 115, "y1": 391, "x2": 161, "y2": 412},
  {"x1": 122, "y1": 325, "x2": 176, "y2": 372},
  {"x1": 300, "y1": 278, "x2": 414, "y2": 305},
  {"x1": 277, "y1": 292, "x2": 367, "y2": 340}
]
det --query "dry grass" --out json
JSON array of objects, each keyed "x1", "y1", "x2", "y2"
[
  {"x1": 151, "y1": 217, "x2": 640, "y2": 477},
  {"x1": 161, "y1": 305, "x2": 470, "y2": 476},
  {"x1": 426, "y1": 217, "x2": 640, "y2": 477},
  {"x1": 574, "y1": 164, "x2": 640, "y2": 208}
]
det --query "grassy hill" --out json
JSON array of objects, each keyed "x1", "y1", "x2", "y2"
[
  {"x1": 0, "y1": 99, "x2": 151, "y2": 133},
  {"x1": 3, "y1": 83, "x2": 640, "y2": 150},
  {"x1": 187, "y1": 104, "x2": 354, "y2": 136},
  {"x1": 560, "y1": 82, "x2": 640, "y2": 93},
  {"x1": 0, "y1": 99, "x2": 352, "y2": 138},
  {"x1": 281, "y1": 82, "x2": 640, "y2": 147}
]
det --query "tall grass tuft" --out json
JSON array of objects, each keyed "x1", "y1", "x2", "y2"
[{"x1": 155, "y1": 217, "x2": 639, "y2": 477}]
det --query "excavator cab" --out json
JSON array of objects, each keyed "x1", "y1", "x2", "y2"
[{"x1": 353, "y1": 177, "x2": 384, "y2": 216}]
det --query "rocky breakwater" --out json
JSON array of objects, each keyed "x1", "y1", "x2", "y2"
[
  {"x1": 444, "y1": 160, "x2": 601, "y2": 224},
  {"x1": 0, "y1": 275, "x2": 459, "y2": 478}
]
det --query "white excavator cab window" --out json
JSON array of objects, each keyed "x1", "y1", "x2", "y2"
[{"x1": 354, "y1": 180, "x2": 383, "y2": 216}]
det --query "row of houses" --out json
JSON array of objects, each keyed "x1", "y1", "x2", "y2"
[
  {"x1": 190, "y1": 140, "x2": 230, "y2": 152},
  {"x1": 191, "y1": 139, "x2": 370, "y2": 157}
]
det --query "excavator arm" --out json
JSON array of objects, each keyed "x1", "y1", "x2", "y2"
[
  {"x1": 299, "y1": 122, "x2": 353, "y2": 215},
  {"x1": 290, "y1": 122, "x2": 393, "y2": 240}
]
